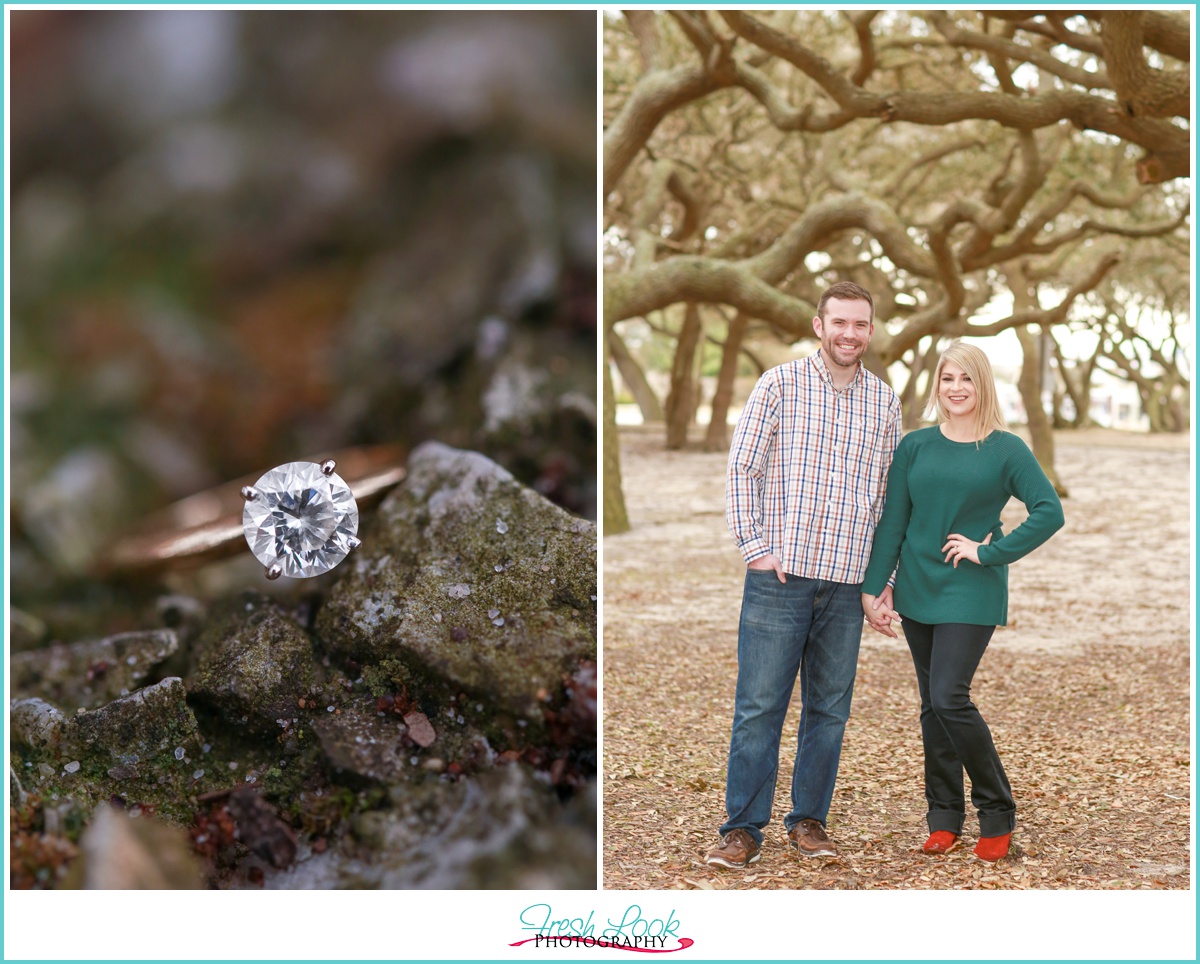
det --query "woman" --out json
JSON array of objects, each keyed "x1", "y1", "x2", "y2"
[{"x1": 860, "y1": 342, "x2": 1063, "y2": 861}]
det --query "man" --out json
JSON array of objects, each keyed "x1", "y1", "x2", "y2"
[{"x1": 706, "y1": 281, "x2": 903, "y2": 869}]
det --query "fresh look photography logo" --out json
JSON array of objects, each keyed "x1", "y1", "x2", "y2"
[{"x1": 511, "y1": 903, "x2": 694, "y2": 952}]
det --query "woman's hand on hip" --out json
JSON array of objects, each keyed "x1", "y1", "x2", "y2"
[{"x1": 942, "y1": 531, "x2": 992, "y2": 568}]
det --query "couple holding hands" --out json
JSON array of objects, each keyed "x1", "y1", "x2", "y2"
[{"x1": 707, "y1": 282, "x2": 1064, "y2": 870}]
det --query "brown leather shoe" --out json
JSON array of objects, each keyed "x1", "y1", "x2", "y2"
[
  {"x1": 788, "y1": 818, "x2": 837, "y2": 858},
  {"x1": 704, "y1": 829, "x2": 761, "y2": 869}
]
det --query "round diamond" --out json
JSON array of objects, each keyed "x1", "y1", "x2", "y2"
[{"x1": 242, "y1": 462, "x2": 359, "y2": 578}]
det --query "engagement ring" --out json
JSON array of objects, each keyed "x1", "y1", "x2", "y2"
[{"x1": 103, "y1": 444, "x2": 406, "y2": 580}]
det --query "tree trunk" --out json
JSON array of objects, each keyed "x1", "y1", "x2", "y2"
[
  {"x1": 1050, "y1": 333, "x2": 1095, "y2": 429},
  {"x1": 1098, "y1": 334, "x2": 1189, "y2": 434},
  {"x1": 703, "y1": 311, "x2": 748, "y2": 452},
  {"x1": 1142, "y1": 383, "x2": 1182, "y2": 433},
  {"x1": 1074, "y1": 354, "x2": 1099, "y2": 429},
  {"x1": 899, "y1": 340, "x2": 939, "y2": 429},
  {"x1": 603, "y1": 327, "x2": 631, "y2": 534},
  {"x1": 1165, "y1": 388, "x2": 1187, "y2": 433},
  {"x1": 665, "y1": 302, "x2": 703, "y2": 450},
  {"x1": 1015, "y1": 325, "x2": 1067, "y2": 496},
  {"x1": 609, "y1": 326, "x2": 663, "y2": 422},
  {"x1": 1050, "y1": 380, "x2": 1070, "y2": 429},
  {"x1": 1142, "y1": 385, "x2": 1165, "y2": 432}
]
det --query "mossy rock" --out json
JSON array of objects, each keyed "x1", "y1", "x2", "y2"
[
  {"x1": 317, "y1": 443, "x2": 596, "y2": 722},
  {"x1": 189, "y1": 594, "x2": 325, "y2": 737},
  {"x1": 69, "y1": 678, "x2": 199, "y2": 766},
  {"x1": 12, "y1": 629, "x2": 178, "y2": 711}
]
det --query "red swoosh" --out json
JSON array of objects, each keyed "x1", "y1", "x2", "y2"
[{"x1": 509, "y1": 937, "x2": 694, "y2": 953}]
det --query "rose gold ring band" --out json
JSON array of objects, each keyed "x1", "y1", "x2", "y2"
[{"x1": 101, "y1": 444, "x2": 407, "y2": 578}]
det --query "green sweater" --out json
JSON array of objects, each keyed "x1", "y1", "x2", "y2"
[{"x1": 861, "y1": 427, "x2": 1064, "y2": 626}]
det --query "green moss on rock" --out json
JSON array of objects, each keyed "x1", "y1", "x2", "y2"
[
  {"x1": 190, "y1": 594, "x2": 325, "y2": 736},
  {"x1": 317, "y1": 443, "x2": 596, "y2": 722},
  {"x1": 14, "y1": 678, "x2": 206, "y2": 825},
  {"x1": 70, "y1": 678, "x2": 199, "y2": 765},
  {"x1": 12, "y1": 629, "x2": 179, "y2": 711}
]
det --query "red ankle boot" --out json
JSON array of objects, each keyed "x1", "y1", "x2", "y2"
[
  {"x1": 922, "y1": 831, "x2": 958, "y2": 854},
  {"x1": 973, "y1": 833, "x2": 1011, "y2": 861}
]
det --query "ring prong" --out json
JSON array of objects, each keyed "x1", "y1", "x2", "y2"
[
  {"x1": 241, "y1": 486, "x2": 259, "y2": 502},
  {"x1": 266, "y1": 564, "x2": 283, "y2": 580},
  {"x1": 320, "y1": 459, "x2": 337, "y2": 476},
  {"x1": 347, "y1": 536, "x2": 362, "y2": 552}
]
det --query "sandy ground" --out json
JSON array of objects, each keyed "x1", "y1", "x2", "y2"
[{"x1": 602, "y1": 426, "x2": 1191, "y2": 890}]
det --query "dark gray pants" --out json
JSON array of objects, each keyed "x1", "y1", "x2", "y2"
[{"x1": 903, "y1": 618, "x2": 1015, "y2": 838}]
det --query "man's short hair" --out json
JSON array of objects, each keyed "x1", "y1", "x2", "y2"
[{"x1": 817, "y1": 282, "x2": 874, "y2": 323}]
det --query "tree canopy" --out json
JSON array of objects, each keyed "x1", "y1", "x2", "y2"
[{"x1": 603, "y1": 9, "x2": 1191, "y2": 531}]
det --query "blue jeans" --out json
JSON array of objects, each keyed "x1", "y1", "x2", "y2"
[{"x1": 720, "y1": 571, "x2": 863, "y2": 845}]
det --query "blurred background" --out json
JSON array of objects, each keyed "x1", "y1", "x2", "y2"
[{"x1": 10, "y1": 9, "x2": 597, "y2": 630}]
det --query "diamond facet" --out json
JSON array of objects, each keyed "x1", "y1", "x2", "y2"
[{"x1": 242, "y1": 461, "x2": 360, "y2": 578}]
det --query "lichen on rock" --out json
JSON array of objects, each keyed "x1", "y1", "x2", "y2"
[
  {"x1": 11, "y1": 698, "x2": 67, "y2": 752},
  {"x1": 317, "y1": 443, "x2": 596, "y2": 723},
  {"x1": 69, "y1": 677, "x2": 199, "y2": 766},
  {"x1": 310, "y1": 698, "x2": 414, "y2": 784},
  {"x1": 12, "y1": 629, "x2": 179, "y2": 710},
  {"x1": 189, "y1": 594, "x2": 325, "y2": 737}
]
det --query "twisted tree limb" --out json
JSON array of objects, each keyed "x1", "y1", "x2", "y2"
[{"x1": 719, "y1": 11, "x2": 1189, "y2": 183}]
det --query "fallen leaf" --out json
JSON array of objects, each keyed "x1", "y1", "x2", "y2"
[{"x1": 403, "y1": 711, "x2": 437, "y2": 748}]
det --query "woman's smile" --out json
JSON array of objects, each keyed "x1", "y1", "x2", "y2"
[{"x1": 939, "y1": 361, "x2": 977, "y2": 415}]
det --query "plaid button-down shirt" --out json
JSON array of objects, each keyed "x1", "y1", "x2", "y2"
[{"x1": 726, "y1": 352, "x2": 903, "y2": 584}]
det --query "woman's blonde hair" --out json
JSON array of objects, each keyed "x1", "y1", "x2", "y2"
[{"x1": 923, "y1": 341, "x2": 1007, "y2": 439}]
